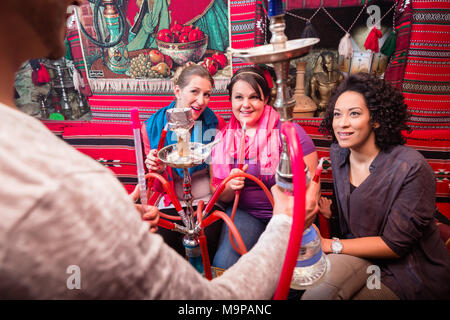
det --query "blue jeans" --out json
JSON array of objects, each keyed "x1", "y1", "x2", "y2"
[{"x1": 212, "y1": 206, "x2": 269, "y2": 269}]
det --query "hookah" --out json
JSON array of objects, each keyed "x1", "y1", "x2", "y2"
[
  {"x1": 55, "y1": 64, "x2": 73, "y2": 120},
  {"x1": 130, "y1": 107, "x2": 271, "y2": 280},
  {"x1": 232, "y1": 0, "x2": 328, "y2": 298},
  {"x1": 39, "y1": 95, "x2": 49, "y2": 119},
  {"x1": 129, "y1": 0, "x2": 327, "y2": 299},
  {"x1": 78, "y1": 0, "x2": 130, "y2": 74}
]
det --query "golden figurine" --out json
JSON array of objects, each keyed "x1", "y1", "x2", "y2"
[{"x1": 310, "y1": 51, "x2": 344, "y2": 117}]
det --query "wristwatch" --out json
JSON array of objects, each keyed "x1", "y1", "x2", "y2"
[{"x1": 331, "y1": 237, "x2": 343, "y2": 254}]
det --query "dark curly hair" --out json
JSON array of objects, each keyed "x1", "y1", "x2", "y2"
[{"x1": 318, "y1": 73, "x2": 411, "y2": 151}]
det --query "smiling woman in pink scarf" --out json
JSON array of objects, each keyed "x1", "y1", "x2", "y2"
[{"x1": 210, "y1": 67, "x2": 319, "y2": 270}]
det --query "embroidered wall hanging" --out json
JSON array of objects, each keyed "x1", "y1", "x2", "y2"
[{"x1": 76, "y1": 0, "x2": 232, "y2": 94}]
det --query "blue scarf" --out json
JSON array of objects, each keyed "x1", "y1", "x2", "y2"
[{"x1": 145, "y1": 100, "x2": 219, "y2": 177}]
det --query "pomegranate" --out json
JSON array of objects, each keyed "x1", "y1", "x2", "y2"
[
  {"x1": 163, "y1": 54, "x2": 173, "y2": 69},
  {"x1": 212, "y1": 51, "x2": 227, "y2": 69},
  {"x1": 156, "y1": 29, "x2": 173, "y2": 43},
  {"x1": 178, "y1": 33, "x2": 189, "y2": 43},
  {"x1": 148, "y1": 49, "x2": 164, "y2": 64},
  {"x1": 170, "y1": 21, "x2": 183, "y2": 33},
  {"x1": 188, "y1": 27, "x2": 204, "y2": 42},
  {"x1": 181, "y1": 24, "x2": 193, "y2": 35},
  {"x1": 199, "y1": 58, "x2": 218, "y2": 76},
  {"x1": 172, "y1": 30, "x2": 181, "y2": 42},
  {"x1": 152, "y1": 62, "x2": 171, "y2": 77}
]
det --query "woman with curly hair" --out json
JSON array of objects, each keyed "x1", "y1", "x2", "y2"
[{"x1": 302, "y1": 73, "x2": 450, "y2": 300}]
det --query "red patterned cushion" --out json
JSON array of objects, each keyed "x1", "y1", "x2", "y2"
[{"x1": 58, "y1": 122, "x2": 138, "y2": 193}]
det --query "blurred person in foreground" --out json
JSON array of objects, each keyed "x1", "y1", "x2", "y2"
[{"x1": 0, "y1": 0, "x2": 319, "y2": 299}]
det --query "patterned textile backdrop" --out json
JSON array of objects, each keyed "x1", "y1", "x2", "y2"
[
  {"x1": 71, "y1": 0, "x2": 261, "y2": 122},
  {"x1": 401, "y1": 0, "x2": 450, "y2": 129},
  {"x1": 76, "y1": 0, "x2": 231, "y2": 95}
]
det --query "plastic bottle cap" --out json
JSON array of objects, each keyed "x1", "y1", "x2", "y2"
[{"x1": 268, "y1": 0, "x2": 284, "y2": 17}]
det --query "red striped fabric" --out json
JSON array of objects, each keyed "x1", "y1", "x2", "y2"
[
  {"x1": 401, "y1": 0, "x2": 450, "y2": 129},
  {"x1": 66, "y1": 29, "x2": 92, "y2": 96},
  {"x1": 88, "y1": 93, "x2": 232, "y2": 123}
]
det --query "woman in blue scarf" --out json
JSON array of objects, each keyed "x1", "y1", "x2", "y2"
[{"x1": 141, "y1": 64, "x2": 226, "y2": 259}]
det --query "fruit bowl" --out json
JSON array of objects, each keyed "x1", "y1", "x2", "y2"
[{"x1": 156, "y1": 34, "x2": 208, "y2": 65}]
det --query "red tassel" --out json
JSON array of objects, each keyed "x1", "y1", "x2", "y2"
[
  {"x1": 37, "y1": 63, "x2": 50, "y2": 84},
  {"x1": 31, "y1": 69, "x2": 40, "y2": 86},
  {"x1": 364, "y1": 26, "x2": 382, "y2": 52}
]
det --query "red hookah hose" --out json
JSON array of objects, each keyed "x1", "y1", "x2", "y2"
[
  {"x1": 148, "y1": 191, "x2": 162, "y2": 206},
  {"x1": 159, "y1": 211, "x2": 182, "y2": 221},
  {"x1": 273, "y1": 122, "x2": 306, "y2": 300},
  {"x1": 208, "y1": 210, "x2": 247, "y2": 255},
  {"x1": 205, "y1": 173, "x2": 274, "y2": 214},
  {"x1": 228, "y1": 129, "x2": 247, "y2": 253},
  {"x1": 157, "y1": 218, "x2": 175, "y2": 230},
  {"x1": 196, "y1": 201, "x2": 213, "y2": 280},
  {"x1": 201, "y1": 210, "x2": 222, "y2": 227},
  {"x1": 228, "y1": 194, "x2": 241, "y2": 253},
  {"x1": 145, "y1": 172, "x2": 183, "y2": 212},
  {"x1": 203, "y1": 172, "x2": 273, "y2": 255},
  {"x1": 201, "y1": 209, "x2": 248, "y2": 256}
]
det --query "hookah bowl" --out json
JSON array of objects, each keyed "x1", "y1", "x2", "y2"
[
  {"x1": 233, "y1": 3, "x2": 327, "y2": 292},
  {"x1": 166, "y1": 107, "x2": 194, "y2": 131}
]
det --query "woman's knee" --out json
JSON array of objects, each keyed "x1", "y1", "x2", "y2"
[{"x1": 301, "y1": 254, "x2": 372, "y2": 300}]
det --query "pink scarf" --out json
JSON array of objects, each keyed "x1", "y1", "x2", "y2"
[{"x1": 211, "y1": 105, "x2": 281, "y2": 180}]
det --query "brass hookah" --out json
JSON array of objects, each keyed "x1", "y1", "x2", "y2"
[{"x1": 78, "y1": 0, "x2": 130, "y2": 74}]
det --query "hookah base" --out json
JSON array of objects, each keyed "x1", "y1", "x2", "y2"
[{"x1": 290, "y1": 254, "x2": 330, "y2": 290}]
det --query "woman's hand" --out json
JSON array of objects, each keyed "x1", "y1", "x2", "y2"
[
  {"x1": 138, "y1": 205, "x2": 160, "y2": 233},
  {"x1": 319, "y1": 197, "x2": 333, "y2": 219},
  {"x1": 312, "y1": 224, "x2": 332, "y2": 253},
  {"x1": 145, "y1": 149, "x2": 166, "y2": 173},
  {"x1": 271, "y1": 185, "x2": 294, "y2": 217},
  {"x1": 227, "y1": 164, "x2": 248, "y2": 191},
  {"x1": 130, "y1": 185, "x2": 160, "y2": 233},
  {"x1": 271, "y1": 180, "x2": 320, "y2": 229},
  {"x1": 304, "y1": 180, "x2": 320, "y2": 229},
  {"x1": 130, "y1": 184, "x2": 140, "y2": 203}
]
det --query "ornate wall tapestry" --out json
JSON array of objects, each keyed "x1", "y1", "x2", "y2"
[{"x1": 76, "y1": 0, "x2": 232, "y2": 95}]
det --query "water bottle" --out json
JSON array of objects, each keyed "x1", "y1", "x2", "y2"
[
  {"x1": 183, "y1": 236, "x2": 204, "y2": 275},
  {"x1": 290, "y1": 226, "x2": 330, "y2": 290}
]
